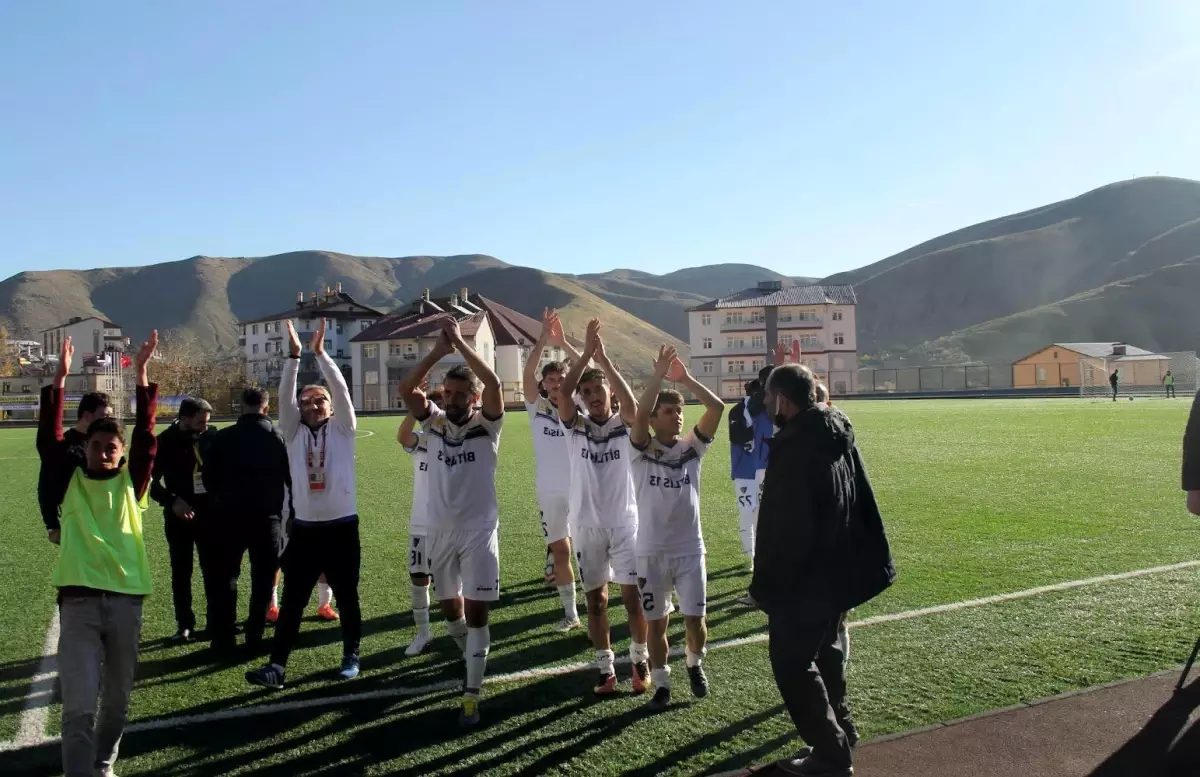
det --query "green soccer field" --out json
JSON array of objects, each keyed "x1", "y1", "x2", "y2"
[{"x1": 3, "y1": 398, "x2": 1199, "y2": 776}]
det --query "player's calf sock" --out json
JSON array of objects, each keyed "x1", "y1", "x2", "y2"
[
  {"x1": 411, "y1": 584, "x2": 431, "y2": 636},
  {"x1": 651, "y1": 665, "x2": 671, "y2": 689},
  {"x1": 630, "y1": 641, "x2": 650, "y2": 666},
  {"x1": 685, "y1": 648, "x2": 705, "y2": 668},
  {"x1": 465, "y1": 626, "x2": 490, "y2": 691},
  {"x1": 270, "y1": 585, "x2": 279, "y2": 609},
  {"x1": 557, "y1": 583, "x2": 578, "y2": 622},
  {"x1": 596, "y1": 648, "x2": 615, "y2": 676},
  {"x1": 318, "y1": 582, "x2": 333, "y2": 609},
  {"x1": 447, "y1": 616, "x2": 469, "y2": 654}
]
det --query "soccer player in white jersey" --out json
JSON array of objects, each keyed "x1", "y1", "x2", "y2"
[
  {"x1": 523, "y1": 308, "x2": 583, "y2": 631},
  {"x1": 557, "y1": 319, "x2": 651, "y2": 696},
  {"x1": 397, "y1": 317, "x2": 504, "y2": 727},
  {"x1": 397, "y1": 387, "x2": 444, "y2": 656},
  {"x1": 630, "y1": 346, "x2": 724, "y2": 711}
]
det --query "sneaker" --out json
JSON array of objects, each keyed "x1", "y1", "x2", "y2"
[
  {"x1": 171, "y1": 628, "x2": 193, "y2": 644},
  {"x1": 245, "y1": 663, "x2": 285, "y2": 690},
  {"x1": 265, "y1": 605, "x2": 280, "y2": 624},
  {"x1": 688, "y1": 665, "x2": 709, "y2": 698},
  {"x1": 593, "y1": 671, "x2": 618, "y2": 696},
  {"x1": 405, "y1": 632, "x2": 432, "y2": 656},
  {"x1": 736, "y1": 593, "x2": 758, "y2": 607},
  {"x1": 339, "y1": 655, "x2": 360, "y2": 680},
  {"x1": 552, "y1": 616, "x2": 582, "y2": 633},
  {"x1": 631, "y1": 661, "x2": 651, "y2": 694},
  {"x1": 317, "y1": 604, "x2": 339, "y2": 621},
  {"x1": 646, "y1": 686, "x2": 671, "y2": 712},
  {"x1": 775, "y1": 755, "x2": 853, "y2": 776},
  {"x1": 459, "y1": 696, "x2": 481, "y2": 727}
]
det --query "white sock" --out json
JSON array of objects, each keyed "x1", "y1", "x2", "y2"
[
  {"x1": 596, "y1": 648, "x2": 615, "y2": 675},
  {"x1": 270, "y1": 585, "x2": 279, "y2": 609},
  {"x1": 651, "y1": 665, "x2": 671, "y2": 689},
  {"x1": 447, "y1": 616, "x2": 468, "y2": 653},
  {"x1": 318, "y1": 582, "x2": 333, "y2": 608},
  {"x1": 685, "y1": 648, "x2": 705, "y2": 668},
  {"x1": 630, "y1": 641, "x2": 649, "y2": 665},
  {"x1": 411, "y1": 584, "x2": 431, "y2": 636},
  {"x1": 557, "y1": 583, "x2": 578, "y2": 621},
  {"x1": 465, "y1": 626, "x2": 490, "y2": 693}
]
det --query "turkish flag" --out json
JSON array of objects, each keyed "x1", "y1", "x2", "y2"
[
  {"x1": 120, "y1": 355, "x2": 132, "y2": 368},
  {"x1": 791, "y1": 340, "x2": 801, "y2": 362}
]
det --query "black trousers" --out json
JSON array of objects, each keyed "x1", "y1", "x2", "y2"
[
  {"x1": 1167, "y1": 385, "x2": 1177, "y2": 398},
  {"x1": 210, "y1": 515, "x2": 283, "y2": 646},
  {"x1": 767, "y1": 609, "x2": 854, "y2": 768},
  {"x1": 270, "y1": 519, "x2": 361, "y2": 666},
  {"x1": 164, "y1": 513, "x2": 222, "y2": 632}
]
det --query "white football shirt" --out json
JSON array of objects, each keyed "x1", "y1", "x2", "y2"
[
  {"x1": 526, "y1": 396, "x2": 570, "y2": 498},
  {"x1": 402, "y1": 429, "x2": 431, "y2": 532},
  {"x1": 564, "y1": 411, "x2": 638, "y2": 529},
  {"x1": 421, "y1": 405, "x2": 503, "y2": 531},
  {"x1": 632, "y1": 427, "x2": 712, "y2": 556}
]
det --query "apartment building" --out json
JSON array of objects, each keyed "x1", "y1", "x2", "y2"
[
  {"x1": 687, "y1": 281, "x2": 859, "y2": 398},
  {"x1": 40, "y1": 317, "x2": 125, "y2": 372},
  {"x1": 238, "y1": 282, "x2": 384, "y2": 387}
]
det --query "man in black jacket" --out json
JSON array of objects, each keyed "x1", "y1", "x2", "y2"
[
  {"x1": 750, "y1": 364, "x2": 896, "y2": 777},
  {"x1": 36, "y1": 391, "x2": 111, "y2": 542},
  {"x1": 203, "y1": 387, "x2": 292, "y2": 654},
  {"x1": 149, "y1": 397, "x2": 217, "y2": 643}
]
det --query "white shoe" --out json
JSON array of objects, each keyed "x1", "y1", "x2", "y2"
[
  {"x1": 553, "y1": 616, "x2": 582, "y2": 633},
  {"x1": 405, "y1": 632, "x2": 432, "y2": 656}
]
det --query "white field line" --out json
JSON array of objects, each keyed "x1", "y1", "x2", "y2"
[
  {"x1": 355, "y1": 430, "x2": 375, "y2": 439},
  {"x1": 12, "y1": 609, "x2": 59, "y2": 748},
  {"x1": 1, "y1": 559, "x2": 1197, "y2": 750}
]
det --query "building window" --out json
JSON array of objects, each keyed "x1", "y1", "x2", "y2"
[
  {"x1": 1053, "y1": 351, "x2": 1058, "y2": 359},
  {"x1": 365, "y1": 370, "x2": 380, "y2": 385},
  {"x1": 751, "y1": 359, "x2": 762, "y2": 373},
  {"x1": 275, "y1": 341, "x2": 281, "y2": 353},
  {"x1": 728, "y1": 360, "x2": 745, "y2": 374},
  {"x1": 365, "y1": 397, "x2": 380, "y2": 411},
  {"x1": 389, "y1": 343, "x2": 404, "y2": 357},
  {"x1": 749, "y1": 310, "x2": 764, "y2": 323},
  {"x1": 336, "y1": 325, "x2": 344, "y2": 334},
  {"x1": 702, "y1": 361, "x2": 713, "y2": 374},
  {"x1": 780, "y1": 333, "x2": 794, "y2": 347},
  {"x1": 360, "y1": 320, "x2": 370, "y2": 331},
  {"x1": 702, "y1": 337, "x2": 712, "y2": 350},
  {"x1": 363, "y1": 344, "x2": 379, "y2": 358},
  {"x1": 252, "y1": 324, "x2": 259, "y2": 335},
  {"x1": 324, "y1": 339, "x2": 332, "y2": 351},
  {"x1": 725, "y1": 311, "x2": 743, "y2": 325},
  {"x1": 337, "y1": 349, "x2": 345, "y2": 358},
  {"x1": 832, "y1": 311, "x2": 843, "y2": 321},
  {"x1": 252, "y1": 344, "x2": 259, "y2": 354},
  {"x1": 726, "y1": 337, "x2": 745, "y2": 350},
  {"x1": 833, "y1": 333, "x2": 845, "y2": 346},
  {"x1": 751, "y1": 335, "x2": 764, "y2": 350},
  {"x1": 700, "y1": 313, "x2": 711, "y2": 326},
  {"x1": 242, "y1": 326, "x2": 247, "y2": 336}
]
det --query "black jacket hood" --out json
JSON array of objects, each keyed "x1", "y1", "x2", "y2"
[{"x1": 778, "y1": 404, "x2": 854, "y2": 460}]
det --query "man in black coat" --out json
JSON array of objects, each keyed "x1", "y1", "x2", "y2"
[
  {"x1": 750, "y1": 364, "x2": 897, "y2": 777},
  {"x1": 203, "y1": 387, "x2": 292, "y2": 655},
  {"x1": 149, "y1": 397, "x2": 217, "y2": 642}
]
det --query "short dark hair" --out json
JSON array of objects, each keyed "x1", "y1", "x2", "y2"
[
  {"x1": 541, "y1": 361, "x2": 565, "y2": 379},
  {"x1": 242, "y1": 387, "x2": 267, "y2": 409},
  {"x1": 652, "y1": 389, "x2": 684, "y2": 415},
  {"x1": 445, "y1": 365, "x2": 481, "y2": 394},
  {"x1": 577, "y1": 368, "x2": 607, "y2": 392},
  {"x1": 77, "y1": 392, "x2": 110, "y2": 421},
  {"x1": 767, "y1": 364, "x2": 817, "y2": 410},
  {"x1": 744, "y1": 380, "x2": 759, "y2": 396},
  {"x1": 179, "y1": 397, "x2": 213, "y2": 418},
  {"x1": 758, "y1": 365, "x2": 774, "y2": 385},
  {"x1": 85, "y1": 416, "x2": 125, "y2": 446}
]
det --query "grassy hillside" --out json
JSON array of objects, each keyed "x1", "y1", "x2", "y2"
[{"x1": 433, "y1": 266, "x2": 686, "y2": 381}]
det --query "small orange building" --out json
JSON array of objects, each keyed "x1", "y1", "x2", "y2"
[{"x1": 1012, "y1": 342, "x2": 1170, "y2": 388}]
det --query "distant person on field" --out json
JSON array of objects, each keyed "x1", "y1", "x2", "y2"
[
  {"x1": 38, "y1": 332, "x2": 158, "y2": 777},
  {"x1": 1182, "y1": 389, "x2": 1200, "y2": 516},
  {"x1": 1110, "y1": 368, "x2": 1120, "y2": 401},
  {"x1": 149, "y1": 396, "x2": 217, "y2": 644},
  {"x1": 1164, "y1": 370, "x2": 1176, "y2": 399},
  {"x1": 36, "y1": 389, "x2": 111, "y2": 542},
  {"x1": 737, "y1": 355, "x2": 783, "y2": 607},
  {"x1": 753, "y1": 364, "x2": 896, "y2": 777}
]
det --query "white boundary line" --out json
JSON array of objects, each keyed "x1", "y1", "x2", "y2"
[
  {"x1": 12, "y1": 609, "x2": 59, "y2": 748},
  {"x1": 2, "y1": 559, "x2": 1197, "y2": 750}
]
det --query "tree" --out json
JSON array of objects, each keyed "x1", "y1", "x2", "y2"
[
  {"x1": 147, "y1": 328, "x2": 248, "y2": 414},
  {"x1": 0, "y1": 325, "x2": 18, "y2": 377}
]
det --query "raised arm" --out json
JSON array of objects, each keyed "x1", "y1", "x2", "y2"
[
  {"x1": 128, "y1": 331, "x2": 160, "y2": 502},
  {"x1": 37, "y1": 337, "x2": 72, "y2": 457},
  {"x1": 442, "y1": 317, "x2": 503, "y2": 419},
  {"x1": 593, "y1": 321, "x2": 638, "y2": 425},
  {"x1": 398, "y1": 324, "x2": 454, "y2": 422},
  {"x1": 397, "y1": 386, "x2": 425, "y2": 449},
  {"x1": 523, "y1": 309, "x2": 553, "y2": 404},
  {"x1": 311, "y1": 318, "x2": 356, "y2": 432},
  {"x1": 632, "y1": 345, "x2": 676, "y2": 448},
  {"x1": 669, "y1": 355, "x2": 724, "y2": 441},
  {"x1": 545, "y1": 309, "x2": 582, "y2": 365},
  {"x1": 278, "y1": 320, "x2": 303, "y2": 440},
  {"x1": 557, "y1": 319, "x2": 599, "y2": 425}
]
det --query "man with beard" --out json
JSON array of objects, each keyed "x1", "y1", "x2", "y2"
[
  {"x1": 523, "y1": 308, "x2": 583, "y2": 631},
  {"x1": 149, "y1": 397, "x2": 217, "y2": 643},
  {"x1": 752, "y1": 364, "x2": 896, "y2": 777},
  {"x1": 397, "y1": 316, "x2": 505, "y2": 726},
  {"x1": 246, "y1": 318, "x2": 362, "y2": 688}
]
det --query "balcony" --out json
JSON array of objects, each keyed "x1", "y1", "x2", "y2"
[
  {"x1": 719, "y1": 319, "x2": 767, "y2": 333},
  {"x1": 777, "y1": 316, "x2": 823, "y2": 329}
]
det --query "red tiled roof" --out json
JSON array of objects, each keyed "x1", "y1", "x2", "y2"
[{"x1": 351, "y1": 311, "x2": 485, "y2": 343}]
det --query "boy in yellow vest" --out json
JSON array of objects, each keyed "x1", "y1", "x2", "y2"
[{"x1": 37, "y1": 332, "x2": 159, "y2": 777}]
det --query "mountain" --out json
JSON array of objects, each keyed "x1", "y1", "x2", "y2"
[
  {"x1": 433, "y1": 266, "x2": 686, "y2": 377},
  {"x1": 826, "y1": 177, "x2": 1200, "y2": 363}
]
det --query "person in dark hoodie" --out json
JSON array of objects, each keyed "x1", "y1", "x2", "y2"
[
  {"x1": 203, "y1": 386, "x2": 292, "y2": 655},
  {"x1": 36, "y1": 390, "x2": 112, "y2": 541},
  {"x1": 149, "y1": 397, "x2": 217, "y2": 643},
  {"x1": 751, "y1": 363, "x2": 896, "y2": 777}
]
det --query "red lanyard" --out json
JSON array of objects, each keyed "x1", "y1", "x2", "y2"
[{"x1": 305, "y1": 425, "x2": 328, "y2": 472}]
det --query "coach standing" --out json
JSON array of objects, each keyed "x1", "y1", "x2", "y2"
[
  {"x1": 751, "y1": 364, "x2": 896, "y2": 777},
  {"x1": 203, "y1": 387, "x2": 291, "y2": 655},
  {"x1": 149, "y1": 398, "x2": 217, "y2": 643}
]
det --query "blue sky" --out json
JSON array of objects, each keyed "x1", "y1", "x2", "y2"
[{"x1": 1, "y1": 1, "x2": 1198, "y2": 281}]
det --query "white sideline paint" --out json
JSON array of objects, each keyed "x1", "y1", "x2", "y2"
[
  {"x1": 355, "y1": 430, "x2": 375, "y2": 439},
  {"x1": 12, "y1": 609, "x2": 59, "y2": 748},
  {"x1": 1, "y1": 559, "x2": 1197, "y2": 750}
]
